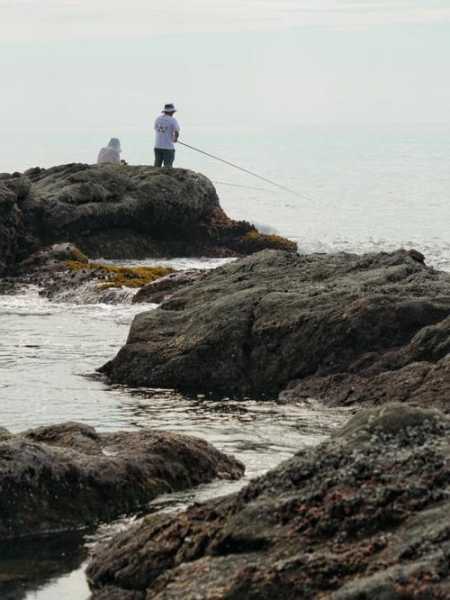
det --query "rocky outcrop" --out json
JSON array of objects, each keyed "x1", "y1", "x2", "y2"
[
  {"x1": 14, "y1": 243, "x2": 175, "y2": 304},
  {"x1": 101, "y1": 248, "x2": 450, "y2": 404},
  {"x1": 0, "y1": 164, "x2": 296, "y2": 276},
  {"x1": 17, "y1": 241, "x2": 89, "y2": 273},
  {"x1": 0, "y1": 422, "x2": 244, "y2": 540},
  {"x1": 0, "y1": 175, "x2": 33, "y2": 276},
  {"x1": 87, "y1": 403, "x2": 450, "y2": 599},
  {"x1": 279, "y1": 354, "x2": 450, "y2": 410},
  {"x1": 133, "y1": 270, "x2": 206, "y2": 304}
]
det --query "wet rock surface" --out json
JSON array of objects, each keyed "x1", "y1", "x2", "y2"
[
  {"x1": 87, "y1": 403, "x2": 450, "y2": 599},
  {"x1": 14, "y1": 242, "x2": 175, "y2": 304},
  {"x1": 101, "y1": 248, "x2": 450, "y2": 403},
  {"x1": 280, "y1": 354, "x2": 450, "y2": 411},
  {"x1": 133, "y1": 270, "x2": 206, "y2": 304},
  {"x1": 0, "y1": 164, "x2": 296, "y2": 276},
  {"x1": 0, "y1": 422, "x2": 244, "y2": 541}
]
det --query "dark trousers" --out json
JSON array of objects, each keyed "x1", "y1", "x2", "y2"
[{"x1": 154, "y1": 148, "x2": 175, "y2": 168}]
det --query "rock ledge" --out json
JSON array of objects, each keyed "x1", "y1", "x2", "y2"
[{"x1": 0, "y1": 422, "x2": 244, "y2": 540}]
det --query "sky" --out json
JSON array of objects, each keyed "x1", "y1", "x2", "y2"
[{"x1": 1, "y1": 0, "x2": 450, "y2": 170}]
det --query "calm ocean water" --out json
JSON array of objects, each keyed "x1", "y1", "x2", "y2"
[
  {"x1": 0, "y1": 124, "x2": 448, "y2": 599},
  {"x1": 185, "y1": 125, "x2": 450, "y2": 271}
]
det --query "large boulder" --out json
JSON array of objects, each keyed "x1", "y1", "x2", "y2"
[
  {"x1": 0, "y1": 175, "x2": 34, "y2": 276},
  {"x1": 87, "y1": 403, "x2": 450, "y2": 599},
  {"x1": 101, "y1": 248, "x2": 450, "y2": 404},
  {"x1": 0, "y1": 164, "x2": 296, "y2": 274},
  {"x1": 0, "y1": 422, "x2": 244, "y2": 540}
]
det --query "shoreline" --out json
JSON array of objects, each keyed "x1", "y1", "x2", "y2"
[{"x1": 1, "y1": 164, "x2": 449, "y2": 599}]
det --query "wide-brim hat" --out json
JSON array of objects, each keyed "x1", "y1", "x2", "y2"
[{"x1": 162, "y1": 103, "x2": 177, "y2": 113}]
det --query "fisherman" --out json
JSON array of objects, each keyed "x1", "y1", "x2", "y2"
[
  {"x1": 154, "y1": 103, "x2": 180, "y2": 168},
  {"x1": 97, "y1": 138, "x2": 122, "y2": 164}
]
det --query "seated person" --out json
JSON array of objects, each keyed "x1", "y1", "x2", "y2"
[{"x1": 97, "y1": 138, "x2": 122, "y2": 164}]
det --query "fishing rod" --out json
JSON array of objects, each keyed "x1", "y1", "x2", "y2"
[{"x1": 178, "y1": 141, "x2": 312, "y2": 201}]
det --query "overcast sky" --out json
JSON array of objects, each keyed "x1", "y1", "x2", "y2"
[
  {"x1": 2, "y1": 1, "x2": 450, "y2": 38},
  {"x1": 1, "y1": 1, "x2": 449, "y2": 169}
]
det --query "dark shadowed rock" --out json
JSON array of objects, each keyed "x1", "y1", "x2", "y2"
[
  {"x1": 0, "y1": 530, "x2": 87, "y2": 600},
  {"x1": 87, "y1": 403, "x2": 450, "y2": 599},
  {"x1": 0, "y1": 422, "x2": 244, "y2": 540},
  {"x1": 101, "y1": 249, "x2": 450, "y2": 403},
  {"x1": 0, "y1": 164, "x2": 296, "y2": 276},
  {"x1": 0, "y1": 178, "x2": 33, "y2": 276}
]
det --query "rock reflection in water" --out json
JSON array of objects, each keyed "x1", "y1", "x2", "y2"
[{"x1": 0, "y1": 531, "x2": 87, "y2": 600}]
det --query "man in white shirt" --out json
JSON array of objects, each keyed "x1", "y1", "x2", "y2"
[{"x1": 154, "y1": 103, "x2": 180, "y2": 168}]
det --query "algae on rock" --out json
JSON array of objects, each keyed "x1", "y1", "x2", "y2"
[
  {"x1": 65, "y1": 260, "x2": 174, "y2": 289},
  {"x1": 0, "y1": 164, "x2": 297, "y2": 276}
]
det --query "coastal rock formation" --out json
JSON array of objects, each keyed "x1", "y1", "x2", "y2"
[
  {"x1": 17, "y1": 241, "x2": 89, "y2": 272},
  {"x1": 0, "y1": 164, "x2": 296, "y2": 276},
  {"x1": 87, "y1": 403, "x2": 450, "y2": 599},
  {"x1": 133, "y1": 270, "x2": 206, "y2": 304},
  {"x1": 14, "y1": 243, "x2": 176, "y2": 303},
  {"x1": 0, "y1": 175, "x2": 32, "y2": 276},
  {"x1": 0, "y1": 422, "x2": 244, "y2": 540},
  {"x1": 280, "y1": 354, "x2": 450, "y2": 410},
  {"x1": 101, "y1": 248, "x2": 450, "y2": 405}
]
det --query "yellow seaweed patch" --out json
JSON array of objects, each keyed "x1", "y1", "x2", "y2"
[
  {"x1": 65, "y1": 260, "x2": 174, "y2": 288},
  {"x1": 242, "y1": 230, "x2": 297, "y2": 252},
  {"x1": 71, "y1": 248, "x2": 89, "y2": 263}
]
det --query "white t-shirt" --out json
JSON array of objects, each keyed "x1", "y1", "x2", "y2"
[{"x1": 154, "y1": 114, "x2": 180, "y2": 150}]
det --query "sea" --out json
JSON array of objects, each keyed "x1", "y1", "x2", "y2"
[{"x1": 0, "y1": 124, "x2": 449, "y2": 599}]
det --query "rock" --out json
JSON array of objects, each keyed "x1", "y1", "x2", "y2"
[
  {"x1": 279, "y1": 356, "x2": 450, "y2": 410},
  {"x1": 18, "y1": 242, "x2": 88, "y2": 273},
  {"x1": 100, "y1": 249, "x2": 450, "y2": 402},
  {"x1": 14, "y1": 244, "x2": 176, "y2": 304},
  {"x1": 39, "y1": 260, "x2": 175, "y2": 304},
  {"x1": 0, "y1": 422, "x2": 244, "y2": 540},
  {"x1": 0, "y1": 427, "x2": 11, "y2": 441},
  {"x1": 0, "y1": 164, "x2": 296, "y2": 276},
  {"x1": 0, "y1": 181, "x2": 29, "y2": 276},
  {"x1": 133, "y1": 270, "x2": 206, "y2": 304},
  {"x1": 87, "y1": 403, "x2": 450, "y2": 599}
]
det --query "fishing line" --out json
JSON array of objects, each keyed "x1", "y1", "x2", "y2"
[
  {"x1": 178, "y1": 141, "x2": 313, "y2": 202},
  {"x1": 213, "y1": 180, "x2": 275, "y2": 193}
]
